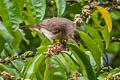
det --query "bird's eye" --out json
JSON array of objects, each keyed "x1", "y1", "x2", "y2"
[{"x1": 72, "y1": 35, "x2": 74, "y2": 38}]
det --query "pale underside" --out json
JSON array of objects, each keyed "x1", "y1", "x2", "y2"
[{"x1": 34, "y1": 28, "x2": 67, "y2": 42}]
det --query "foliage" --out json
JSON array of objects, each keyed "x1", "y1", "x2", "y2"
[{"x1": 0, "y1": 0, "x2": 120, "y2": 80}]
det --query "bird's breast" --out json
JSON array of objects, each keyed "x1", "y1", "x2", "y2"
[
  {"x1": 35, "y1": 28, "x2": 67, "y2": 41},
  {"x1": 40, "y1": 28, "x2": 54, "y2": 41}
]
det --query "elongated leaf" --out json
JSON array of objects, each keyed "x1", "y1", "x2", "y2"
[
  {"x1": 23, "y1": 11, "x2": 35, "y2": 25},
  {"x1": 25, "y1": 0, "x2": 46, "y2": 23},
  {"x1": 44, "y1": 56, "x2": 67, "y2": 80},
  {"x1": 97, "y1": 6, "x2": 112, "y2": 32},
  {"x1": 91, "y1": 10, "x2": 101, "y2": 27},
  {"x1": 56, "y1": 54, "x2": 70, "y2": 74},
  {"x1": 67, "y1": 42, "x2": 95, "y2": 80},
  {"x1": 14, "y1": 0, "x2": 24, "y2": 15},
  {"x1": 0, "y1": 64, "x2": 17, "y2": 76},
  {"x1": 0, "y1": 49, "x2": 8, "y2": 58},
  {"x1": 13, "y1": 59, "x2": 25, "y2": 71},
  {"x1": 55, "y1": 0, "x2": 66, "y2": 16},
  {"x1": 23, "y1": 53, "x2": 45, "y2": 79},
  {"x1": 101, "y1": 26, "x2": 110, "y2": 49},
  {"x1": 0, "y1": 36, "x2": 5, "y2": 54},
  {"x1": 10, "y1": 61, "x2": 21, "y2": 73},
  {"x1": 4, "y1": 43, "x2": 18, "y2": 56},
  {"x1": 0, "y1": 0, "x2": 23, "y2": 30},
  {"x1": 0, "y1": 77, "x2": 4, "y2": 80},
  {"x1": 37, "y1": 33, "x2": 52, "y2": 54},
  {"x1": 62, "y1": 53, "x2": 78, "y2": 74},
  {"x1": 84, "y1": 23, "x2": 104, "y2": 56},
  {"x1": 36, "y1": 58, "x2": 46, "y2": 80},
  {"x1": 80, "y1": 31, "x2": 101, "y2": 68},
  {"x1": 35, "y1": 70, "x2": 44, "y2": 80},
  {"x1": 0, "y1": 0, "x2": 25, "y2": 49},
  {"x1": 11, "y1": 30, "x2": 23, "y2": 49},
  {"x1": 0, "y1": 22, "x2": 13, "y2": 43}
]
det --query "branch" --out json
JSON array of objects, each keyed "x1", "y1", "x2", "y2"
[
  {"x1": 66, "y1": 0, "x2": 77, "y2": 2},
  {"x1": 110, "y1": 39, "x2": 120, "y2": 42}
]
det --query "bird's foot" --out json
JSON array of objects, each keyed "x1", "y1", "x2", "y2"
[{"x1": 45, "y1": 42, "x2": 65, "y2": 57}]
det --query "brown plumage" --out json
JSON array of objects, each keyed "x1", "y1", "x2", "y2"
[{"x1": 21, "y1": 17, "x2": 80, "y2": 44}]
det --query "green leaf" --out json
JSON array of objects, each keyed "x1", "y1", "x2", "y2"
[
  {"x1": 56, "y1": 54, "x2": 70, "y2": 74},
  {"x1": 10, "y1": 61, "x2": 21, "y2": 73},
  {"x1": 79, "y1": 31, "x2": 101, "y2": 68},
  {"x1": 67, "y1": 41, "x2": 96, "y2": 80},
  {"x1": 0, "y1": 77, "x2": 4, "y2": 80},
  {"x1": 44, "y1": 56, "x2": 67, "y2": 80},
  {"x1": 62, "y1": 53, "x2": 78, "y2": 74},
  {"x1": 0, "y1": 36, "x2": 5, "y2": 54},
  {"x1": 107, "y1": 42, "x2": 120, "y2": 53},
  {"x1": 35, "y1": 70, "x2": 44, "y2": 80},
  {"x1": 36, "y1": 58, "x2": 46, "y2": 80},
  {"x1": 91, "y1": 10, "x2": 101, "y2": 27},
  {"x1": 25, "y1": 0, "x2": 46, "y2": 23},
  {"x1": 97, "y1": 72, "x2": 108, "y2": 80},
  {"x1": 85, "y1": 51, "x2": 96, "y2": 68},
  {"x1": 23, "y1": 11, "x2": 35, "y2": 25},
  {"x1": 55, "y1": 0, "x2": 66, "y2": 16},
  {"x1": 101, "y1": 26, "x2": 110, "y2": 49},
  {"x1": 0, "y1": 0, "x2": 23, "y2": 31},
  {"x1": 13, "y1": 59, "x2": 25, "y2": 71},
  {"x1": 97, "y1": 6, "x2": 112, "y2": 32},
  {"x1": 15, "y1": 0, "x2": 24, "y2": 16},
  {"x1": 37, "y1": 33, "x2": 52, "y2": 54},
  {"x1": 4, "y1": 43, "x2": 18, "y2": 56},
  {"x1": 0, "y1": 63, "x2": 17, "y2": 76},
  {"x1": 0, "y1": 22, "x2": 13, "y2": 43},
  {"x1": 23, "y1": 53, "x2": 45, "y2": 79},
  {"x1": 0, "y1": 0, "x2": 25, "y2": 49},
  {"x1": 10, "y1": 30, "x2": 22, "y2": 49},
  {"x1": 0, "y1": 49, "x2": 8, "y2": 58},
  {"x1": 84, "y1": 23, "x2": 104, "y2": 56}
]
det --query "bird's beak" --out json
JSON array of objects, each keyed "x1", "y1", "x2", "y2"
[{"x1": 77, "y1": 40, "x2": 81, "y2": 47}]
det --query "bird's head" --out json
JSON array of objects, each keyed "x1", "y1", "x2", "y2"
[{"x1": 68, "y1": 28, "x2": 81, "y2": 46}]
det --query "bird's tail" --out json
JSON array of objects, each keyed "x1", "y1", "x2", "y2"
[{"x1": 20, "y1": 24, "x2": 38, "y2": 29}]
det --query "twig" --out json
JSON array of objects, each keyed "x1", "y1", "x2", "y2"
[{"x1": 110, "y1": 39, "x2": 120, "y2": 42}]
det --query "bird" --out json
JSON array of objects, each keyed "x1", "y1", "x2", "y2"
[{"x1": 20, "y1": 17, "x2": 81, "y2": 45}]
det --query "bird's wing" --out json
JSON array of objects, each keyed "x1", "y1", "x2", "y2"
[{"x1": 39, "y1": 18, "x2": 61, "y2": 34}]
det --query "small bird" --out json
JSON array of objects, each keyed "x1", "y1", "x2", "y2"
[{"x1": 21, "y1": 17, "x2": 81, "y2": 45}]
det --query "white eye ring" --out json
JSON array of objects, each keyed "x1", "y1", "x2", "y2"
[{"x1": 72, "y1": 35, "x2": 74, "y2": 38}]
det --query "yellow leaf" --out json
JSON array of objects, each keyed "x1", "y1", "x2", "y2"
[{"x1": 96, "y1": 6, "x2": 112, "y2": 32}]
